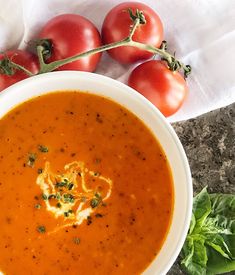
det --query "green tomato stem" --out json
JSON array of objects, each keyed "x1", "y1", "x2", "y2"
[
  {"x1": 37, "y1": 45, "x2": 47, "y2": 69},
  {"x1": 1, "y1": 15, "x2": 191, "y2": 78},
  {"x1": 128, "y1": 17, "x2": 141, "y2": 40},
  {"x1": 37, "y1": 18, "x2": 141, "y2": 74},
  {"x1": 10, "y1": 61, "x2": 35, "y2": 76},
  {"x1": 38, "y1": 38, "x2": 130, "y2": 73},
  {"x1": 37, "y1": 17, "x2": 190, "y2": 77}
]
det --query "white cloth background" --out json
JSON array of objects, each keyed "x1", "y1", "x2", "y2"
[{"x1": 0, "y1": 0, "x2": 234, "y2": 122}]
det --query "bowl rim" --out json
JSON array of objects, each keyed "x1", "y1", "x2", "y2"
[{"x1": 0, "y1": 71, "x2": 192, "y2": 275}]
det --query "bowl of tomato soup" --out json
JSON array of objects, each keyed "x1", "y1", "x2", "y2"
[{"x1": 0, "y1": 71, "x2": 192, "y2": 275}]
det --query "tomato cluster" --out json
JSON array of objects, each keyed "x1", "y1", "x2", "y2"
[{"x1": 0, "y1": 2, "x2": 188, "y2": 117}]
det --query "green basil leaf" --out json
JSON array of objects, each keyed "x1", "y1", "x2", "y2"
[
  {"x1": 205, "y1": 234, "x2": 232, "y2": 259},
  {"x1": 207, "y1": 247, "x2": 235, "y2": 275},
  {"x1": 210, "y1": 193, "x2": 235, "y2": 233},
  {"x1": 210, "y1": 193, "x2": 235, "y2": 217},
  {"x1": 203, "y1": 216, "x2": 232, "y2": 235},
  {"x1": 221, "y1": 234, "x2": 235, "y2": 259},
  {"x1": 181, "y1": 236, "x2": 194, "y2": 267},
  {"x1": 189, "y1": 213, "x2": 196, "y2": 234},
  {"x1": 193, "y1": 187, "x2": 211, "y2": 228},
  {"x1": 181, "y1": 237, "x2": 207, "y2": 275}
]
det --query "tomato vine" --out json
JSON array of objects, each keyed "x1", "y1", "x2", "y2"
[{"x1": 0, "y1": 9, "x2": 191, "y2": 79}]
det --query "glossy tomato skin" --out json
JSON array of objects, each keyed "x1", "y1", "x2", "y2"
[
  {"x1": 0, "y1": 50, "x2": 39, "y2": 92},
  {"x1": 39, "y1": 14, "x2": 102, "y2": 72},
  {"x1": 128, "y1": 60, "x2": 188, "y2": 117},
  {"x1": 102, "y1": 2, "x2": 163, "y2": 64}
]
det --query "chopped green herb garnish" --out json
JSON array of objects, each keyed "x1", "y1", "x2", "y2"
[
  {"x1": 87, "y1": 216, "x2": 92, "y2": 225},
  {"x1": 64, "y1": 209, "x2": 73, "y2": 217},
  {"x1": 27, "y1": 153, "x2": 37, "y2": 167},
  {"x1": 95, "y1": 193, "x2": 102, "y2": 199},
  {"x1": 73, "y1": 237, "x2": 80, "y2": 245},
  {"x1": 56, "y1": 202, "x2": 61, "y2": 208},
  {"x1": 63, "y1": 193, "x2": 75, "y2": 203},
  {"x1": 55, "y1": 179, "x2": 68, "y2": 188},
  {"x1": 55, "y1": 182, "x2": 66, "y2": 188},
  {"x1": 34, "y1": 204, "x2": 41, "y2": 209},
  {"x1": 64, "y1": 212, "x2": 69, "y2": 217},
  {"x1": 93, "y1": 172, "x2": 100, "y2": 177},
  {"x1": 68, "y1": 183, "x2": 74, "y2": 190},
  {"x1": 90, "y1": 193, "x2": 102, "y2": 208},
  {"x1": 95, "y1": 213, "x2": 103, "y2": 218},
  {"x1": 90, "y1": 198, "x2": 100, "y2": 208},
  {"x1": 42, "y1": 193, "x2": 48, "y2": 200},
  {"x1": 38, "y1": 145, "x2": 49, "y2": 153},
  {"x1": 37, "y1": 225, "x2": 46, "y2": 233},
  {"x1": 55, "y1": 192, "x2": 61, "y2": 200},
  {"x1": 48, "y1": 194, "x2": 56, "y2": 200},
  {"x1": 37, "y1": 168, "x2": 43, "y2": 174}
]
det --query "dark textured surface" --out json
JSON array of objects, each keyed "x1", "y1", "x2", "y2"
[{"x1": 167, "y1": 103, "x2": 235, "y2": 275}]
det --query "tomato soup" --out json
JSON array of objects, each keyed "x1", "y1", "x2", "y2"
[{"x1": 0, "y1": 92, "x2": 174, "y2": 275}]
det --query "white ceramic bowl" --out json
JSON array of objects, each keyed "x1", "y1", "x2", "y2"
[{"x1": 0, "y1": 71, "x2": 192, "y2": 275}]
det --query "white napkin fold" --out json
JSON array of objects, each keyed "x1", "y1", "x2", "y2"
[{"x1": 0, "y1": 0, "x2": 234, "y2": 122}]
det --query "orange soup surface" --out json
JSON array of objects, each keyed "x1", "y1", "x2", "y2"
[{"x1": 0, "y1": 92, "x2": 174, "y2": 275}]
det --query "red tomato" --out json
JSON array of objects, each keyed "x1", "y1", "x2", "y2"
[
  {"x1": 0, "y1": 50, "x2": 39, "y2": 92},
  {"x1": 102, "y1": 2, "x2": 163, "y2": 64},
  {"x1": 128, "y1": 60, "x2": 188, "y2": 117},
  {"x1": 39, "y1": 14, "x2": 102, "y2": 72}
]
